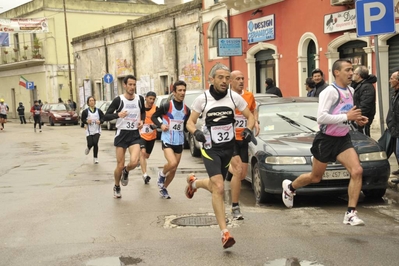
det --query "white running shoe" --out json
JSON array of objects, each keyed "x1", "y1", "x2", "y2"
[
  {"x1": 343, "y1": 210, "x2": 365, "y2": 226},
  {"x1": 282, "y1": 179, "x2": 295, "y2": 208},
  {"x1": 157, "y1": 171, "x2": 165, "y2": 189},
  {"x1": 85, "y1": 148, "x2": 90, "y2": 155},
  {"x1": 94, "y1": 158, "x2": 99, "y2": 164},
  {"x1": 113, "y1": 185, "x2": 121, "y2": 199},
  {"x1": 231, "y1": 206, "x2": 244, "y2": 220}
]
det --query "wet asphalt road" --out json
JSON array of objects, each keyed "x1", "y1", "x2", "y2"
[{"x1": 1, "y1": 121, "x2": 399, "y2": 266}]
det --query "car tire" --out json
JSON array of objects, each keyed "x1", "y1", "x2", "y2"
[
  {"x1": 252, "y1": 162, "x2": 273, "y2": 203},
  {"x1": 49, "y1": 117, "x2": 54, "y2": 126},
  {"x1": 107, "y1": 121, "x2": 113, "y2": 130},
  {"x1": 362, "y1": 189, "x2": 386, "y2": 199},
  {"x1": 184, "y1": 134, "x2": 190, "y2": 149},
  {"x1": 189, "y1": 133, "x2": 201, "y2": 157}
]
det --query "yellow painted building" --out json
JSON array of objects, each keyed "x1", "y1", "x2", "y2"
[{"x1": 0, "y1": 0, "x2": 165, "y2": 118}]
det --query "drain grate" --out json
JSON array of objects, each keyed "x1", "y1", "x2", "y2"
[{"x1": 170, "y1": 214, "x2": 218, "y2": 226}]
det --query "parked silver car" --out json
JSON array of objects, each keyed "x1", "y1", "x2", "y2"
[{"x1": 99, "y1": 101, "x2": 116, "y2": 130}]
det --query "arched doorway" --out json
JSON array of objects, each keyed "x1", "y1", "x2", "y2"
[
  {"x1": 307, "y1": 40, "x2": 316, "y2": 77},
  {"x1": 255, "y1": 49, "x2": 275, "y2": 93}
]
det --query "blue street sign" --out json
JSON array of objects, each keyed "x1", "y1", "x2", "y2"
[
  {"x1": 104, "y1": 73, "x2": 114, "y2": 84},
  {"x1": 26, "y1": 81, "x2": 34, "y2": 90},
  {"x1": 356, "y1": 0, "x2": 396, "y2": 37}
]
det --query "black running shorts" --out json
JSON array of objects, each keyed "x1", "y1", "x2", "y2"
[
  {"x1": 310, "y1": 132, "x2": 353, "y2": 163},
  {"x1": 232, "y1": 140, "x2": 249, "y2": 163},
  {"x1": 162, "y1": 141, "x2": 183, "y2": 154},
  {"x1": 202, "y1": 147, "x2": 234, "y2": 179},
  {"x1": 140, "y1": 138, "x2": 156, "y2": 154},
  {"x1": 114, "y1": 129, "x2": 141, "y2": 148}
]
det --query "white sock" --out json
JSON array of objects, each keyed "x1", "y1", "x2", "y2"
[
  {"x1": 143, "y1": 173, "x2": 148, "y2": 177},
  {"x1": 191, "y1": 181, "x2": 197, "y2": 189},
  {"x1": 221, "y1": 229, "x2": 228, "y2": 236}
]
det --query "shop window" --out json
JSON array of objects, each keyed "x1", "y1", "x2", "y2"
[
  {"x1": 211, "y1": 20, "x2": 227, "y2": 48},
  {"x1": 338, "y1": 40, "x2": 367, "y2": 69}
]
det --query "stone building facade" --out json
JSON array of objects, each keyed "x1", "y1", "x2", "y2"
[{"x1": 71, "y1": 0, "x2": 203, "y2": 105}]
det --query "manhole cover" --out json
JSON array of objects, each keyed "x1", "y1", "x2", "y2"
[{"x1": 170, "y1": 214, "x2": 218, "y2": 226}]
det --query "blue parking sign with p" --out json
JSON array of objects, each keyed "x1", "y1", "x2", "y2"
[
  {"x1": 356, "y1": 0, "x2": 396, "y2": 37},
  {"x1": 26, "y1": 81, "x2": 34, "y2": 90}
]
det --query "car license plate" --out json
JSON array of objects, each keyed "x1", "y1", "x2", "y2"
[
  {"x1": 322, "y1": 170, "x2": 350, "y2": 180},
  {"x1": 65, "y1": 117, "x2": 71, "y2": 120}
]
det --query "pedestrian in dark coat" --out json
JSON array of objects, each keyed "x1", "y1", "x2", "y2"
[
  {"x1": 352, "y1": 66, "x2": 376, "y2": 137},
  {"x1": 386, "y1": 71, "x2": 399, "y2": 176},
  {"x1": 265, "y1": 78, "x2": 283, "y2": 97},
  {"x1": 17, "y1": 102, "x2": 26, "y2": 124},
  {"x1": 311, "y1": 68, "x2": 328, "y2": 97}
]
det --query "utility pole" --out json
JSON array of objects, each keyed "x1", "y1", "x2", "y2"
[{"x1": 63, "y1": 0, "x2": 73, "y2": 102}]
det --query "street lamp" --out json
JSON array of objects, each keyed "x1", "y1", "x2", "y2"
[{"x1": 63, "y1": 0, "x2": 73, "y2": 102}]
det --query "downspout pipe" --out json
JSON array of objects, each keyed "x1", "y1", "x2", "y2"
[
  {"x1": 227, "y1": 9, "x2": 232, "y2": 70},
  {"x1": 131, "y1": 29, "x2": 137, "y2": 77},
  {"x1": 104, "y1": 37, "x2": 109, "y2": 74},
  {"x1": 173, "y1": 18, "x2": 179, "y2": 85}
]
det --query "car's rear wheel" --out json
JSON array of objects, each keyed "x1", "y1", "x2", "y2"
[
  {"x1": 107, "y1": 121, "x2": 113, "y2": 130},
  {"x1": 363, "y1": 188, "x2": 386, "y2": 199},
  {"x1": 189, "y1": 133, "x2": 201, "y2": 157},
  {"x1": 183, "y1": 135, "x2": 190, "y2": 149},
  {"x1": 49, "y1": 117, "x2": 54, "y2": 126},
  {"x1": 252, "y1": 162, "x2": 273, "y2": 203}
]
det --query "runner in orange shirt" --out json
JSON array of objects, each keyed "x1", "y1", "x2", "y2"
[
  {"x1": 227, "y1": 70, "x2": 259, "y2": 220},
  {"x1": 139, "y1": 91, "x2": 158, "y2": 184}
]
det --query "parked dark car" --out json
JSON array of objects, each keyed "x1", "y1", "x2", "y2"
[
  {"x1": 247, "y1": 97, "x2": 390, "y2": 203},
  {"x1": 40, "y1": 103, "x2": 79, "y2": 126}
]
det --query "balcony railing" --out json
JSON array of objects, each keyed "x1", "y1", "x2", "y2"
[{"x1": 0, "y1": 43, "x2": 45, "y2": 69}]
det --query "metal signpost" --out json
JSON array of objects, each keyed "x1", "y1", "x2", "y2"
[{"x1": 356, "y1": 0, "x2": 396, "y2": 136}]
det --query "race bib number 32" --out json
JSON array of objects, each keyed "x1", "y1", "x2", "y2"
[{"x1": 210, "y1": 124, "x2": 234, "y2": 144}]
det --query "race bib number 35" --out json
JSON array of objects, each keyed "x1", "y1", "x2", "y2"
[{"x1": 210, "y1": 124, "x2": 234, "y2": 144}]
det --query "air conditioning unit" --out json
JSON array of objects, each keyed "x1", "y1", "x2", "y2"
[{"x1": 331, "y1": 0, "x2": 353, "y2": 5}]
